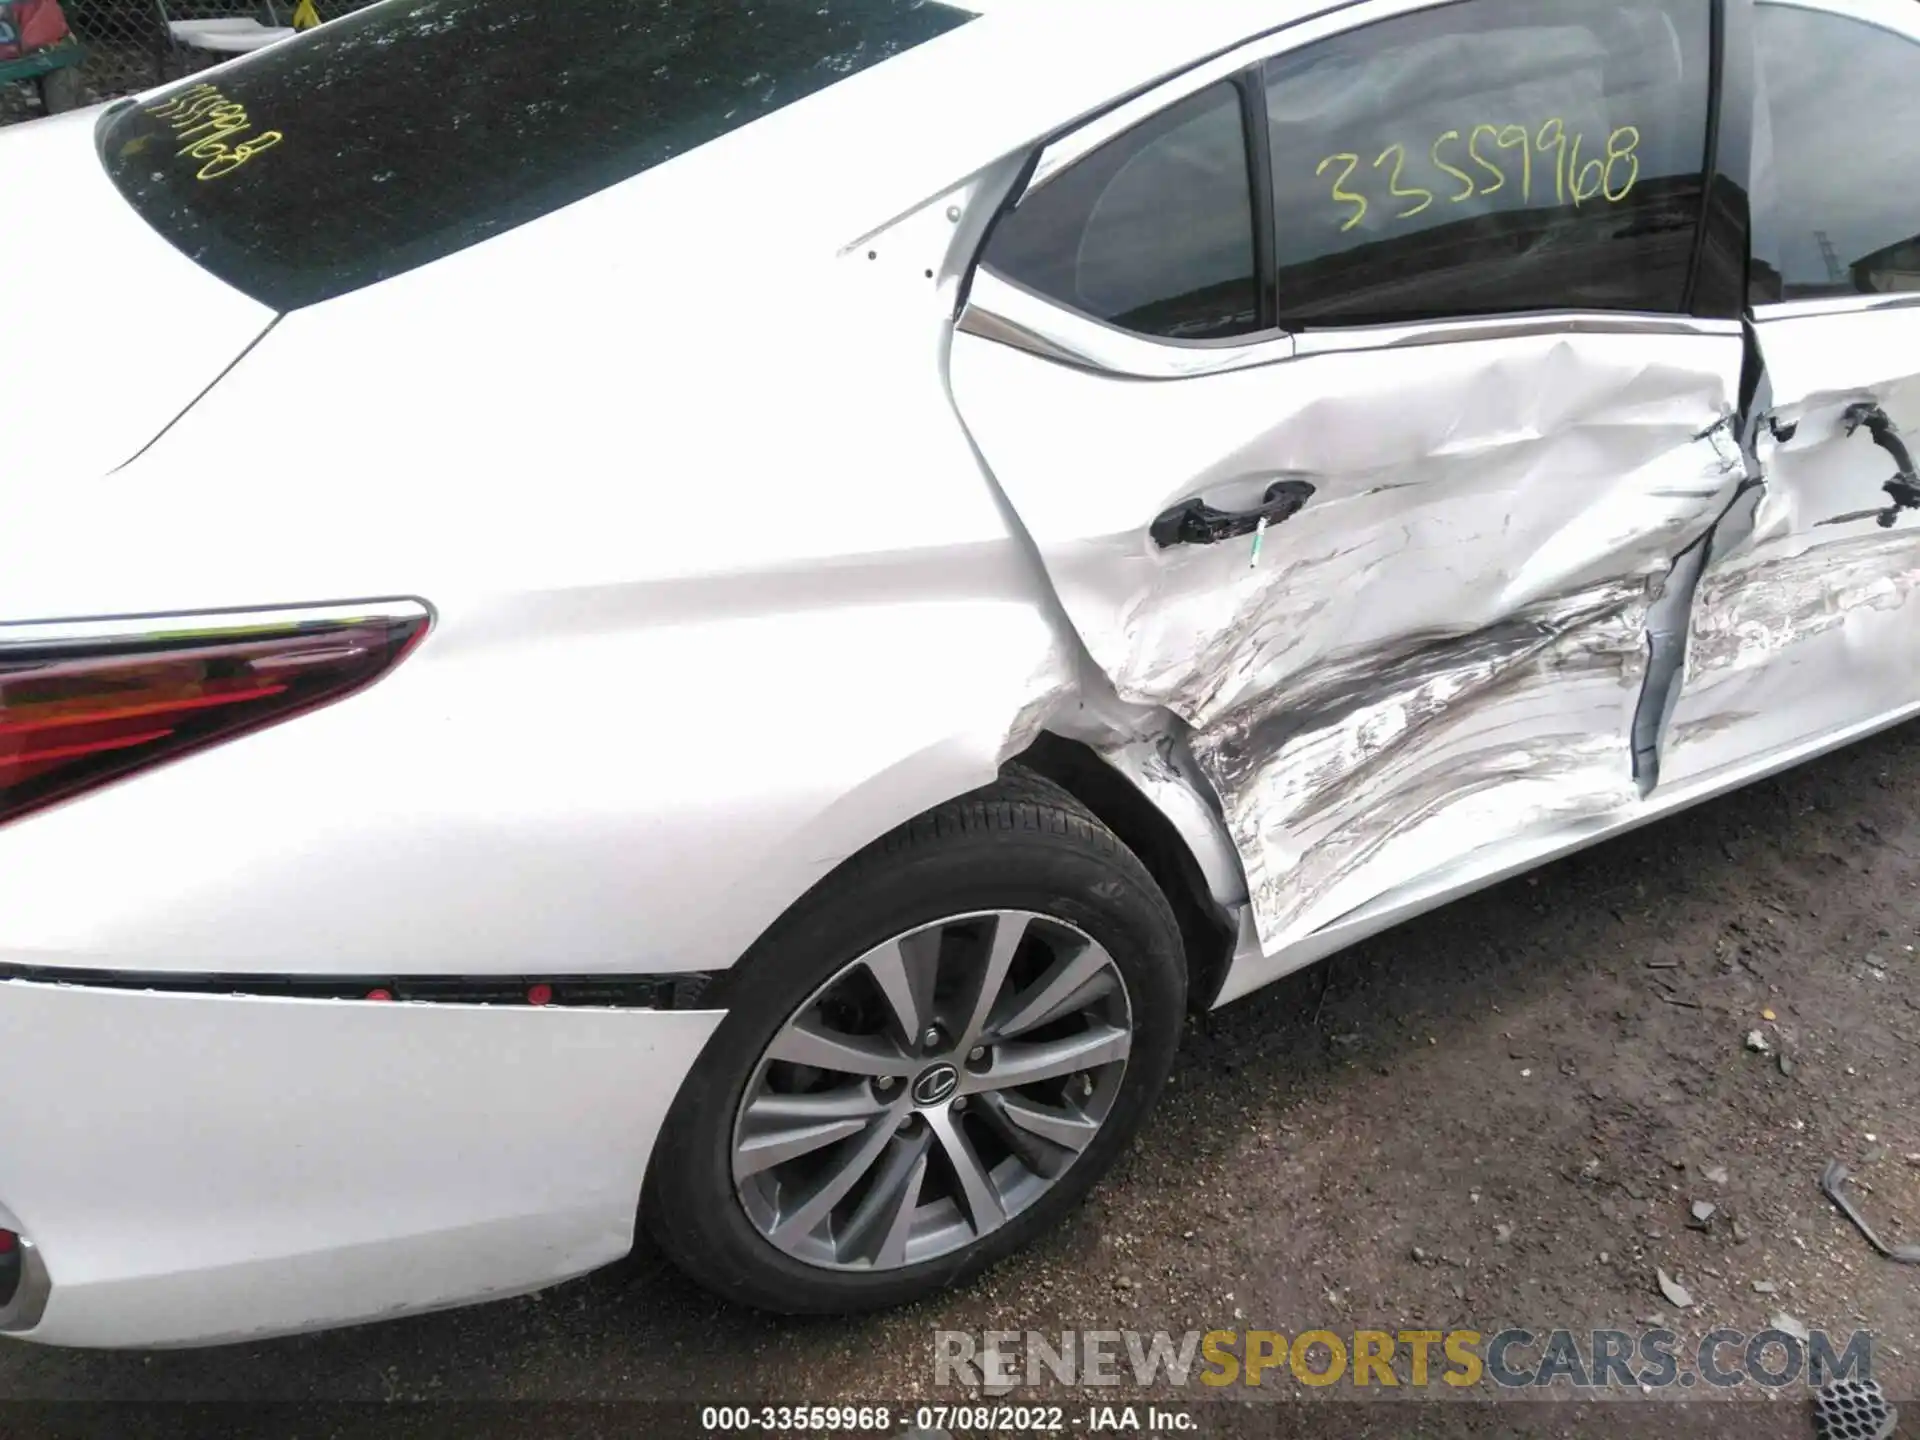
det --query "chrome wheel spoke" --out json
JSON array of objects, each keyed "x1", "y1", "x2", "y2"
[
  {"x1": 926, "y1": 1106, "x2": 1007, "y2": 1238},
  {"x1": 975, "y1": 1091, "x2": 1096, "y2": 1180},
  {"x1": 733, "y1": 1086, "x2": 890, "y2": 1180},
  {"x1": 839, "y1": 1130, "x2": 932, "y2": 1267},
  {"x1": 985, "y1": 1091, "x2": 1101, "y2": 1154},
  {"x1": 971, "y1": 1024, "x2": 1131, "y2": 1092},
  {"x1": 989, "y1": 938, "x2": 1118, "y2": 1041},
  {"x1": 770, "y1": 1110, "x2": 906, "y2": 1246},
  {"x1": 957, "y1": 912, "x2": 1030, "y2": 1052},
  {"x1": 863, "y1": 930, "x2": 940, "y2": 1050},
  {"x1": 765, "y1": 1016, "x2": 914, "y2": 1079}
]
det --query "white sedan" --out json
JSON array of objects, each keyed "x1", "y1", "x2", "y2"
[{"x1": 2, "y1": 0, "x2": 1918, "y2": 1348}]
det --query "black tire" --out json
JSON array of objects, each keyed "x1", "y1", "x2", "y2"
[
  {"x1": 645, "y1": 768, "x2": 1185, "y2": 1313},
  {"x1": 37, "y1": 65, "x2": 82, "y2": 114}
]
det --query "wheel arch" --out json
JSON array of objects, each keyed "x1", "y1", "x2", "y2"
[{"x1": 1006, "y1": 732, "x2": 1241, "y2": 1013}]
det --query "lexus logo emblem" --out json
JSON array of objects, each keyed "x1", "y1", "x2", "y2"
[{"x1": 911, "y1": 1063, "x2": 960, "y2": 1106}]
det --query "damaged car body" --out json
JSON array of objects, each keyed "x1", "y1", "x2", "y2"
[
  {"x1": 952, "y1": 0, "x2": 1920, "y2": 992},
  {"x1": 2, "y1": 0, "x2": 1919, "y2": 1347}
]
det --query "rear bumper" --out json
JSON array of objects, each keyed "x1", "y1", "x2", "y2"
[{"x1": 0, "y1": 979, "x2": 721, "y2": 1348}]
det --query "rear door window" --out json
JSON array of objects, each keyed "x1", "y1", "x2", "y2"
[
  {"x1": 96, "y1": 0, "x2": 976, "y2": 312},
  {"x1": 979, "y1": 82, "x2": 1262, "y2": 342},
  {"x1": 1262, "y1": 0, "x2": 1712, "y2": 325}
]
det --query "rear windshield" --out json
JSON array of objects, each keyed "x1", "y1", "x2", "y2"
[{"x1": 96, "y1": 0, "x2": 976, "y2": 311}]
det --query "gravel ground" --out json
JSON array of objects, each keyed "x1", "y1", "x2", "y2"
[{"x1": 3, "y1": 723, "x2": 1919, "y2": 1438}]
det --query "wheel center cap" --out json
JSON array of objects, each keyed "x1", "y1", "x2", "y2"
[{"x1": 911, "y1": 1062, "x2": 960, "y2": 1107}]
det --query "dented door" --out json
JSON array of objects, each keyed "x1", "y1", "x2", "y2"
[
  {"x1": 1660, "y1": 0, "x2": 1920, "y2": 788},
  {"x1": 953, "y1": 0, "x2": 1747, "y2": 953}
]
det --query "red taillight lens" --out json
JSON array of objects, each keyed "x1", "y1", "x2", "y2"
[{"x1": 0, "y1": 601, "x2": 429, "y2": 826}]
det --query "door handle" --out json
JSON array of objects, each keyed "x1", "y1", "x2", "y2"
[{"x1": 1149, "y1": 479, "x2": 1316, "y2": 549}]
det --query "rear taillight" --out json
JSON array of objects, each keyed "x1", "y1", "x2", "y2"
[{"x1": 0, "y1": 600, "x2": 429, "y2": 826}]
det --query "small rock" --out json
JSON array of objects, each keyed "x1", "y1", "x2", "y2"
[
  {"x1": 1779, "y1": 1054, "x2": 1795, "y2": 1076},
  {"x1": 1495, "y1": 1223, "x2": 1514, "y2": 1245},
  {"x1": 1581, "y1": 1157, "x2": 1603, "y2": 1178},
  {"x1": 1656, "y1": 1268, "x2": 1694, "y2": 1309},
  {"x1": 1671, "y1": 1157, "x2": 1688, "y2": 1171},
  {"x1": 1411, "y1": 1245, "x2": 1430, "y2": 1264},
  {"x1": 1761, "y1": 1007, "x2": 1777, "y2": 1021},
  {"x1": 1753, "y1": 1280, "x2": 1778, "y2": 1294},
  {"x1": 1732, "y1": 1217, "x2": 1751, "y2": 1244},
  {"x1": 1599, "y1": 1251, "x2": 1610, "y2": 1264},
  {"x1": 1689, "y1": 1200, "x2": 1717, "y2": 1229},
  {"x1": 1770, "y1": 1313, "x2": 1810, "y2": 1343},
  {"x1": 1114, "y1": 1275, "x2": 1133, "y2": 1289},
  {"x1": 1703, "y1": 1165, "x2": 1729, "y2": 1186},
  {"x1": 1746, "y1": 1029, "x2": 1772, "y2": 1054},
  {"x1": 1864, "y1": 1145, "x2": 1889, "y2": 1165}
]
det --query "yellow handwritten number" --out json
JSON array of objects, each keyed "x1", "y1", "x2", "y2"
[
  {"x1": 1603, "y1": 126, "x2": 1641, "y2": 202},
  {"x1": 1496, "y1": 125, "x2": 1531, "y2": 204},
  {"x1": 145, "y1": 83, "x2": 215, "y2": 120},
  {"x1": 196, "y1": 132, "x2": 282, "y2": 180},
  {"x1": 1375, "y1": 142, "x2": 1434, "y2": 218},
  {"x1": 1568, "y1": 131, "x2": 1605, "y2": 204},
  {"x1": 1535, "y1": 117, "x2": 1567, "y2": 204},
  {"x1": 1468, "y1": 124, "x2": 1506, "y2": 196},
  {"x1": 1317, "y1": 152, "x2": 1368, "y2": 232},
  {"x1": 1431, "y1": 130, "x2": 1476, "y2": 202}
]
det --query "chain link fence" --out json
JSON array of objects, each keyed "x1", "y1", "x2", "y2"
[{"x1": 2, "y1": 0, "x2": 370, "y2": 126}]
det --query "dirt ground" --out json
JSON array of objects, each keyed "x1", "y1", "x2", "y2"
[{"x1": 2, "y1": 722, "x2": 1918, "y2": 1438}]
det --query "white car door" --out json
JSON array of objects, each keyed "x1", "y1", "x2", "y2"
[
  {"x1": 1659, "y1": 0, "x2": 1920, "y2": 788},
  {"x1": 951, "y1": 0, "x2": 1749, "y2": 955}
]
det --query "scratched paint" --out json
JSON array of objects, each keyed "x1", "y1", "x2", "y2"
[{"x1": 1195, "y1": 578, "x2": 1655, "y2": 945}]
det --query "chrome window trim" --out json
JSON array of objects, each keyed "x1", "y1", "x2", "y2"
[
  {"x1": 1753, "y1": 293, "x2": 1920, "y2": 323},
  {"x1": 1292, "y1": 311, "x2": 1745, "y2": 354},
  {"x1": 959, "y1": 268, "x2": 1295, "y2": 378},
  {"x1": 0, "y1": 598, "x2": 432, "y2": 651}
]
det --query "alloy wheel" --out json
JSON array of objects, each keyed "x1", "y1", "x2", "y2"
[{"x1": 730, "y1": 910, "x2": 1133, "y2": 1271}]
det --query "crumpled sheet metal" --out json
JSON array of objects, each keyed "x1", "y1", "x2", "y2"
[
  {"x1": 1663, "y1": 310, "x2": 1920, "y2": 789},
  {"x1": 1099, "y1": 334, "x2": 1741, "y2": 729},
  {"x1": 1197, "y1": 580, "x2": 1655, "y2": 947},
  {"x1": 1122, "y1": 334, "x2": 1743, "y2": 951}
]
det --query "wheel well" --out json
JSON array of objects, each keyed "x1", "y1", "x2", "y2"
[{"x1": 1008, "y1": 733, "x2": 1236, "y2": 1012}]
